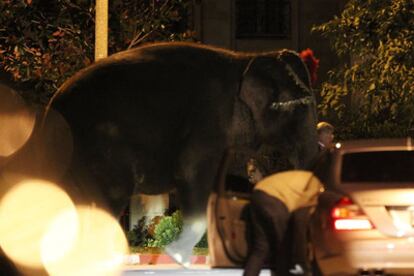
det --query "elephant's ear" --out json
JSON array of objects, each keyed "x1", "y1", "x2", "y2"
[{"x1": 279, "y1": 50, "x2": 313, "y2": 94}]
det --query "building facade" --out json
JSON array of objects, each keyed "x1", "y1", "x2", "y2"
[{"x1": 191, "y1": 0, "x2": 347, "y2": 86}]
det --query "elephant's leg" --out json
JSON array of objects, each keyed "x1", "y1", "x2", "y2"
[
  {"x1": 61, "y1": 144, "x2": 135, "y2": 218},
  {"x1": 165, "y1": 146, "x2": 224, "y2": 267},
  {"x1": 164, "y1": 208, "x2": 207, "y2": 267}
]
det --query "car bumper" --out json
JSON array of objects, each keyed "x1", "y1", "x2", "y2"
[{"x1": 316, "y1": 234, "x2": 414, "y2": 275}]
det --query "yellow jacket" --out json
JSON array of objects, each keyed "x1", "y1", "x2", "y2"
[{"x1": 254, "y1": 170, "x2": 324, "y2": 212}]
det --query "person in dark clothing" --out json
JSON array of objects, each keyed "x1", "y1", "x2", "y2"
[
  {"x1": 246, "y1": 158, "x2": 265, "y2": 185},
  {"x1": 245, "y1": 189, "x2": 291, "y2": 276},
  {"x1": 287, "y1": 206, "x2": 313, "y2": 275},
  {"x1": 317, "y1": 121, "x2": 335, "y2": 151},
  {"x1": 243, "y1": 151, "x2": 330, "y2": 276},
  {"x1": 243, "y1": 164, "x2": 324, "y2": 276},
  {"x1": 288, "y1": 149, "x2": 333, "y2": 275}
]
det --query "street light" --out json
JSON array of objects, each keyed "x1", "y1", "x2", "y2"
[{"x1": 95, "y1": 0, "x2": 108, "y2": 61}]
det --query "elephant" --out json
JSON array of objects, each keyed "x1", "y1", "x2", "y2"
[{"x1": 37, "y1": 42, "x2": 318, "y2": 265}]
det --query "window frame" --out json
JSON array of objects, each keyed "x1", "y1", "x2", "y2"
[{"x1": 235, "y1": 0, "x2": 291, "y2": 39}]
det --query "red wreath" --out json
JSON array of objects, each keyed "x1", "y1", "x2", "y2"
[{"x1": 299, "y1": 48, "x2": 319, "y2": 86}]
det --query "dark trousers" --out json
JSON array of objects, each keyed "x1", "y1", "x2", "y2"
[
  {"x1": 243, "y1": 190, "x2": 290, "y2": 276},
  {"x1": 288, "y1": 206, "x2": 312, "y2": 273}
]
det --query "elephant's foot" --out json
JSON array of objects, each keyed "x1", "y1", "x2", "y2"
[
  {"x1": 165, "y1": 243, "x2": 192, "y2": 268},
  {"x1": 165, "y1": 216, "x2": 206, "y2": 267}
]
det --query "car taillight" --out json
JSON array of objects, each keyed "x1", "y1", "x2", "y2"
[{"x1": 331, "y1": 197, "x2": 374, "y2": 230}]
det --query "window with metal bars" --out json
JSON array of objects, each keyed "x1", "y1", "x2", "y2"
[{"x1": 235, "y1": 0, "x2": 291, "y2": 38}]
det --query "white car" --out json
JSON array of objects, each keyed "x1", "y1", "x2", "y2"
[{"x1": 310, "y1": 138, "x2": 414, "y2": 275}]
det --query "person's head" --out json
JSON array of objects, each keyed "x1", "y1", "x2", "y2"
[
  {"x1": 317, "y1": 121, "x2": 334, "y2": 149},
  {"x1": 246, "y1": 158, "x2": 265, "y2": 184}
]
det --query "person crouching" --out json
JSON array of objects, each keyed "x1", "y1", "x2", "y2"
[{"x1": 243, "y1": 167, "x2": 324, "y2": 276}]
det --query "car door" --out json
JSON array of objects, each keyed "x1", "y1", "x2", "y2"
[{"x1": 207, "y1": 148, "x2": 253, "y2": 267}]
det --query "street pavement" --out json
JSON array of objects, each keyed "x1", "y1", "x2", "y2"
[
  {"x1": 121, "y1": 254, "x2": 272, "y2": 275},
  {"x1": 122, "y1": 265, "x2": 272, "y2": 275}
]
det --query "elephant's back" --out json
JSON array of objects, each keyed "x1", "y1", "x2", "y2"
[
  {"x1": 50, "y1": 42, "x2": 245, "y2": 147},
  {"x1": 44, "y1": 42, "x2": 246, "y2": 195}
]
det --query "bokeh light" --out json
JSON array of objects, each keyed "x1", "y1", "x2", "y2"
[
  {"x1": 40, "y1": 208, "x2": 79, "y2": 264},
  {"x1": 0, "y1": 84, "x2": 36, "y2": 159},
  {"x1": 43, "y1": 206, "x2": 128, "y2": 276},
  {"x1": 1, "y1": 108, "x2": 73, "y2": 186},
  {"x1": 0, "y1": 179, "x2": 76, "y2": 268}
]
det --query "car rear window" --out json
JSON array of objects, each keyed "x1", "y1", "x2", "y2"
[{"x1": 341, "y1": 151, "x2": 414, "y2": 182}]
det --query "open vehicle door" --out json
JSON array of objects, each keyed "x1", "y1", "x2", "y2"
[{"x1": 207, "y1": 149, "x2": 253, "y2": 267}]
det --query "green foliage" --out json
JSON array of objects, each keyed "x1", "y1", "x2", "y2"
[
  {"x1": 0, "y1": 0, "x2": 95, "y2": 104},
  {"x1": 144, "y1": 210, "x2": 183, "y2": 248},
  {"x1": 0, "y1": 0, "x2": 196, "y2": 104},
  {"x1": 128, "y1": 210, "x2": 208, "y2": 250},
  {"x1": 313, "y1": 0, "x2": 414, "y2": 139},
  {"x1": 109, "y1": 0, "x2": 196, "y2": 53},
  {"x1": 127, "y1": 216, "x2": 150, "y2": 247}
]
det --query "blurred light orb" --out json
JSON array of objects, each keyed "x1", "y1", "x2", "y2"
[
  {"x1": 40, "y1": 208, "x2": 79, "y2": 264},
  {"x1": 43, "y1": 206, "x2": 128, "y2": 276},
  {"x1": 0, "y1": 85, "x2": 36, "y2": 158},
  {"x1": 0, "y1": 179, "x2": 75, "y2": 268}
]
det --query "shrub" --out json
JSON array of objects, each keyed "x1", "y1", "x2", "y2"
[
  {"x1": 313, "y1": 0, "x2": 414, "y2": 139},
  {"x1": 127, "y1": 216, "x2": 150, "y2": 247},
  {"x1": 0, "y1": 0, "x2": 196, "y2": 104},
  {"x1": 128, "y1": 210, "x2": 208, "y2": 249},
  {"x1": 144, "y1": 210, "x2": 183, "y2": 248}
]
